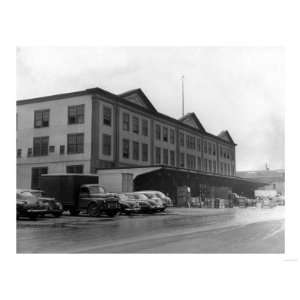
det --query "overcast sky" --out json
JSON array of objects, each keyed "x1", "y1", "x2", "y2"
[{"x1": 16, "y1": 47, "x2": 284, "y2": 171}]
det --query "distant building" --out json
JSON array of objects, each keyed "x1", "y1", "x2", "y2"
[{"x1": 236, "y1": 169, "x2": 285, "y2": 195}]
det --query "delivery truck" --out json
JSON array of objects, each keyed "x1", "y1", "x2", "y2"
[{"x1": 40, "y1": 174, "x2": 120, "y2": 217}]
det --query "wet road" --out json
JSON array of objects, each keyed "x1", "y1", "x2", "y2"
[{"x1": 17, "y1": 206, "x2": 284, "y2": 253}]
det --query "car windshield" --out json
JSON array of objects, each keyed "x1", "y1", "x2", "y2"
[
  {"x1": 134, "y1": 194, "x2": 148, "y2": 200},
  {"x1": 87, "y1": 186, "x2": 105, "y2": 194},
  {"x1": 17, "y1": 191, "x2": 36, "y2": 201}
]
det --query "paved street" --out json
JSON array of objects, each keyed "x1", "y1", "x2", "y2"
[{"x1": 17, "y1": 206, "x2": 284, "y2": 253}]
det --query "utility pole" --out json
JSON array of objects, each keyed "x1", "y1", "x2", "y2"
[{"x1": 181, "y1": 75, "x2": 185, "y2": 117}]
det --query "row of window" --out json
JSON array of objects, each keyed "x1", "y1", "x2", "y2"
[
  {"x1": 122, "y1": 139, "x2": 149, "y2": 161},
  {"x1": 155, "y1": 125, "x2": 175, "y2": 144},
  {"x1": 154, "y1": 147, "x2": 176, "y2": 166},
  {"x1": 17, "y1": 133, "x2": 85, "y2": 157},
  {"x1": 122, "y1": 113, "x2": 149, "y2": 136},
  {"x1": 31, "y1": 165, "x2": 83, "y2": 189}
]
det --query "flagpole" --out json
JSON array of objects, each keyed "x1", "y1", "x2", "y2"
[{"x1": 182, "y1": 75, "x2": 185, "y2": 117}]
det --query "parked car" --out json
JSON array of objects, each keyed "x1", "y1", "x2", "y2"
[
  {"x1": 125, "y1": 193, "x2": 158, "y2": 213},
  {"x1": 17, "y1": 189, "x2": 47, "y2": 220},
  {"x1": 262, "y1": 197, "x2": 276, "y2": 208},
  {"x1": 29, "y1": 190, "x2": 63, "y2": 217},
  {"x1": 134, "y1": 191, "x2": 165, "y2": 211},
  {"x1": 118, "y1": 194, "x2": 140, "y2": 215},
  {"x1": 274, "y1": 195, "x2": 285, "y2": 206},
  {"x1": 136, "y1": 190, "x2": 173, "y2": 209}
]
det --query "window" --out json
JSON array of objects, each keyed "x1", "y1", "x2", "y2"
[
  {"x1": 123, "y1": 113, "x2": 130, "y2": 131},
  {"x1": 59, "y1": 145, "x2": 65, "y2": 155},
  {"x1": 186, "y1": 135, "x2": 195, "y2": 149},
  {"x1": 27, "y1": 148, "x2": 32, "y2": 157},
  {"x1": 68, "y1": 105, "x2": 84, "y2": 124},
  {"x1": 68, "y1": 133, "x2": 84, "y2": 154},
  {"x1": 179, "y1": 132, "x2": 184, "y2": 147},
  {"x1": 213, "y1": 160, "x2": 216, "y2": 173},
  {"x1": 170, "y1": 150, "x2": 175, "y2": 166},
  {"x1": 33, "y1": 136, "x2": 49, "y2": 156},
  {"x1": 224, "y1": 163, "x2": 227, "y2": 175},
  {"x1": 132, "y1": 141, "x2": 139, "y2": 160},
  {"x1": 204, "y1": 141, "x2": 207, "y2": 153},
  {"x1": 187, "y1": 154, "x2": 196, "y2": 169},
  {"x1": 220, "y1": 147, "x2": 223, "y2": 157},
  {"x1": 208, "y1": 143, "x2": 212, "y2": 155},
  {"x1": 204, "y1": 159, "x2": 208, "y2": 171},
  {"x1": 49, "y1": 145, "x2": 55, "y2": 153},
  {"x1": 66, "y1": 165, "x2": 83, "y2": 173},
  {"x1": 102, "y1": 134, "x2": 111, "y2": 156},
  {"x1": 220, "y1": 163, "x2": 223, "y2": 174},
  {"x1": 103, "y1": 106, "x2": 112, "y2": 126},
  {"x1": 155, "y1": 147, "x2": 161, "y2": 164},
  {"x1": 197, "y1": 139, "x2": 201, "y2": 152},
  {"x1": 232, "y1": 165, "x2": 235, "y2": 175},
  {"x1": 208, "y1": 160, "x2": 212, "y2": 172},
  {"x1": 213, "y1": 144, "x2": 216, "y2": 156},
  {"x1": 122, "y1": 139, "x2": 130, "y2": 159},
  {"x1": 163, "y1": 127, "x2": 168, "y2": 142},
  {"x1": 180, "y1": 153, "x2": 185, "y2": 168},
  {"x1": 197, "y1": 157, "x2": 201, "y2": 170},
  {"x1": 17, "y1": 149, "x2": 22, "y2": 158},
  {"x1": 31, "y1": 167, "x2": 48, "y2": 190},
  {"x1": 163, "y1": 148, "x2": 168, "y2": 165},
  {"x1": 132, "y1": 116, "x2": 139, "y2": 134},
  {"x1": 170, "y1": 129, "x2": 175, "y2": 144},
  {"x1": 34, "y1": 109, "x2": 49, "y2": 128},
  {"x1": 155, "y1": 124, "x2": 161, "y2": 140},
  {"x1": 142, "y1": 143, "x2": 148, "y2": 162},
  {"x1": 142, "y1": 119, "x2": 148, "y2": 136}
]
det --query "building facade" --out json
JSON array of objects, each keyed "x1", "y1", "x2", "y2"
[{"x1": 17, "y1": 87, "x2": 237, "y2": 189}]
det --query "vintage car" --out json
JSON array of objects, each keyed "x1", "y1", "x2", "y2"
[
  {"x1": 29, "y1": 190, "x2": 63, "y2": 217},
  {"x1": 134, "y1": 191, "x2": 165, "y2": 211},
  {"x1": 125, "y1": 193, "x2": 158, "y2": 213},
  {"x1": 136, "y1": 190, "x2": 173, "y2": 209},
  {"x1": 262, "y1": 197, "x2": 276, "y2": 208},
  {"x1": 118, "y1": 194, "x2": 140, "y2": 215},
  {"x1": 17, "y1": 189, "x2": 48, "y2": 220}
]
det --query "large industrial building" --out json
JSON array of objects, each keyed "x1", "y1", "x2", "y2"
[{"x1": 17, "y1": 86, "x2": 262, "y2": 204}]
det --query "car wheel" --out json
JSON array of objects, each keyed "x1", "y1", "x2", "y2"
[
  {"x1": 69, "y1": 209, "x2": 80, "y2": 216},
  {"x1": 106, "y1": 211, "x2": 117, "y2": 217},
  {"x1": 53, "y1": 212, "x2": 62, "y2": 218},
  {"x1": 87, "y1": 203, "x2": 99, "y2": 217}
]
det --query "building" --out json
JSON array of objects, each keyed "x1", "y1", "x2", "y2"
[
  {"x1": 17, "y1": 86, "x2": 260, "y2": 203},
  {"x1": 237, "y1": 169, "x2": 285, "y2": 195}
]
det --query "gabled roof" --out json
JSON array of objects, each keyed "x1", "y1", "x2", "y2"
[
  {"x1": 118, "y1": 89, "x2": 157, "y2": 113},
  {"x1": 178, "y1": 112, "x2": 206, "y2": 133},
  {"x1": 218, "y1": 130, "x2": 236, "y2": 145}
]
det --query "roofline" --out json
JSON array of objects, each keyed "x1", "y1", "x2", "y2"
[{"x1": 17, "y1": 87, "x2": 236, "y2": 146}]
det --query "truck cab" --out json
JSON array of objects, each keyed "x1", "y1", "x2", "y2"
[{"x1": 78, "y1": 184, "x2": 120, "y2": 217}]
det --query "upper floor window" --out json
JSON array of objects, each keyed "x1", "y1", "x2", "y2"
[
  {"x1": 187, "y1": 154, "x2": 196, "y2": 169},
  {"x1": 66, "y1": 165, "x2": 84, "y2": 174},
  {"x1": 33, "y1": 136, "x2": 49, "y2": 156},
  {"x1": 163, "y1": 127, "x2": 168, "y2": 142},
  {"x1": 179, "y1": 132, "x2": 184, "y2": 147},
  {"x1": 208, "y1": 143, "x2": 212, "y2": 155},
  {"x1": 68, "y1": 105, "x2": 84, "y2": 124},
  {"x1": 208, "y1": 160, "x2": 212, "y2": 172},
  {"x1": 142, "y1": 143, "x2": 148, "y2": 162},
  {"x1": 123, "y1": 113, "x2": 130, "y2": 131},
  {"x1": 170, "y1": 129, "x2": 175, "y2": 144},
  {"x1": 132, "y1": 141, "x2": 139, "y2": 160},
  {"x1": 156, "y1": 124, "x2": 161, "y2": 140},
  {"x1": 142, "y1": 119, "x2": 148, "y2": 136},
  {"x1": 67, "y1": 133, "x2": 84, "y2": 154},
  {"x1": 122, "y1": 139, "x2": 130, "y2": 159},
  {"x1": 212, "y1": 144, "x2": 216, "y2": 156},
  {"x1": 103, "y1": 106, "x2": 112, "y2": 126},
  {"x1": 17, "y1": 149, "x2": 22, "y2": 158},
  {"x1": 102, "y1": 134, "x2": 111, "y2": 156},
  {"x1": 163, "y1": 148, "x2": 168, "y2": 165},
  {"x1": 197, "y1": 139, "x2": 201, "y2": 152},
  {"x1": 197, "y1": 157, "x2": 201, "y2": 170},
  {"x1": 170, "y1": 150, "x2": 175, "y2": 166},
  {"x1": 180, "y1": 152, "x2": 185, "y2": 168},
  {"x1": 204, "y1": 141, "x2": 207, "y2": 153},
  {"x1": 132, "y1": 116, "x2": 139, "y2": 134},
  {"x1": 155, "y1": 147, "x2": 161, "y2": 164},
  {"x1": 34, "y1": 109, "x2": 49, "y2": 128},
  {"x1": 213, "y1": 160, "x2": 216, "y2": 173}
]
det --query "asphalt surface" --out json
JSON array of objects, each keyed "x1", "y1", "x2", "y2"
[{"x1": 16, "y1": 206, "x2": 284, "y2": 253}]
